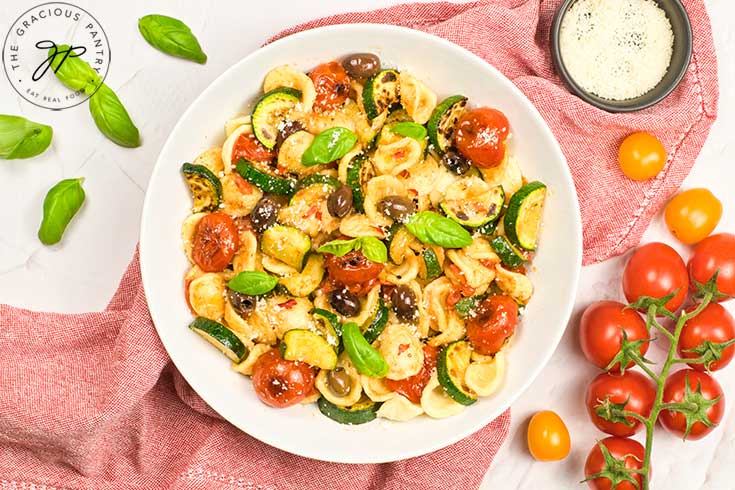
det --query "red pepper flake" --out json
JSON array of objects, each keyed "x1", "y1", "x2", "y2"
[
  {"x1": 460, "y1": 284, "x2": 476, "y2": 297},
  {"x1": 408, "y1": 188, "x2": 418, "y2": 196},
  {"x1": 394, "y1": 150, "x2": 406, "y2": 160},
  {"x1": 480, "y1": 259, "x2": 496, "y2": 270},
  {"x1": 278, "y1": 299, "x2": 297, "y2": 309},
  {"x1": 399, "y1": 169, "x2": 411, "y2": 178},
  {"x1": 233, "y1": 173, "x2": 253, "y2": 194},
  {"x1": 276, "y1": 164, "x2": 288, "y2": 174},
  {"x1": 446, "y1": 290, "x2": 462, "y2": 307},
  {"x1": 398, "y1": 343, "x2": 410, "y2": 355},
  {"x1": 509, "y1": 264, "x2": 527, "y2": 274},
  {"x1": 302, "y1": 204, "x2": 319, "y2": 219},
  {"x1": 315, "y1": 210, "x2": 323, "y2": 221},
  {"x1": 371, "y1": 226, "x2": 386, "y2": 238}
]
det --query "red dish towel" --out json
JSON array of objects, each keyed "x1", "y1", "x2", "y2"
[{"x1": 0, "y1": 1, "x2": 718, "y2": 490}]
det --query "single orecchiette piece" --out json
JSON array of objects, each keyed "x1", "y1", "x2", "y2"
[
  {"x1": 248, "y1": 295, "x2": 315, "y2": 342},
  {"x1": 232, "y1": 343, "x2": 271, "y2": 376},
  {"x1": 372, "y1": 137, "x2": 423, "y2": 176},
  {"x1": 223, "y1": 301, "x2": 256, "y2": 347},
  {"x1": 446, "y1": 240, "x2": 497, "y2": 294},
  {"x1": 315, "y1": 353, "x2": 363, "y2": 407},
  {"x1": 192, "y1": 147, "x2": 224, "y2": 174},
  {"x1": 261, "y1": 255, "x2": 298, "y2": 276},
  {"x1": 220, "y1": 173, "x2": 263, "y2": 217},
  {"x1": 303, "y1": 99, "x2": 360, "y2": 135},
  {"x1": 399, "y1": 72, "x2": 437, "y2": 124},
  {"x1": 361, "y1": 375, "x2": 395, "y2": 402},
  {"x1": 364, "y1": 175, "x2": 409, "y2": 227},
  {"x1": 278, "y1": 185, "x2": 339, "y2": 237},
  {"x1": 464, "y1": 351, "x2": 506, "y2": 397},
  {"x1": 377, "y1": 323, "x2": 424, "y2": 380},
  {"x1": 338, "y1": 144, "x2": 365, "y2": 184},
  {"x1": 421, "y1": 373, "x2": 465, "y2": 419},
  {"x1": 377, "y1": 394, "x2": 424, "y2": 421},
  {"x1": 389, "y1": 227, "x2": 422, "y2": 265},
  {"x1": 480, "y1": 153, "x2": 522, "y2": 202},
  {"x1": 263, "y1": 65, "x2": 316, "y2": 112},
  {"x1": 277, "y1": 131, "x2": 316, "y2": 175},
  {"x1": 495, "y1": 264, "x2": 534, "y2": 305},
  {"x1": 232, "y1": 230, "x2": 262, "y2": 273},
  {"x1": 339, "y1": 214, "x2": 385, "y2": 239},
  {"x1": 221, "y1": 124, "x2": 250, "y2": 173},
  {"x1": 224, "y1": 115, "x2": 251, "y2": 139},
  {"x1": 380, "y1": 252, "x2": 420, "y2": 285},
  {"x1": 181, "y1": 212, "x2": 206, "y2": 262},
  {"x1": 423, "y1": 277, "x2": 466, "y2": 346},
  {"x1": 188, "y1": 272, "x2": 225, "y2": 321},
  {"x1": 279, "y1": 254, "x2": 325, "y2": 297}
]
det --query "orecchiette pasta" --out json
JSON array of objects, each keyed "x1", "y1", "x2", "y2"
[
  {"x1": 377, "y1": 323, "x2": 424, "y2": 380},
  {"x1": 263, "y1": 65, "x2": 316, "y2": 112},
  {"x1": 279, "y1": 255, "x2": 325, "y2": 297},
  {"x1": 380, "y1": 252, "x2": 420, "y2": 285},
  {"x1": 232, "y1": 230, "x2": 261, "y2": 273},
  {"x1": 345, "y1": 285, "x2": 381, "y2": 326},
  {"x1": 277, "y1": 131, "x2": 315, "y2": 175},
  {"x1": 421, "y1": 374, "x2": 465, "y2": 419},
  {"x1": 495, "y1": 264, "x2": 534, "y2": 304},
  {"x1": 399, "y1": 71, "x2": 437, "y2": 124},
  {"x1": 221, "y1": 124, "x2": 251, "y2": 173},
  {"x1": 192, "y1": 147, "x2": 224, "y2": 174},
  {"x1": 377, "y1": 394, "x2": 424, "y2": 421},
  {"x1": 220, "y1": 173, "x2": 263, "y2": 217},
  {"x1": 364, "y1": 175, "x2": 409, "y2": 227},
  {"x1": 338, "y1": 214, "x2": 385, "y2": 239},
  {"x1": 181, "y1": 212, "x2": 206, "y2": 262},
  {"x1": 232, "y1": 343, "x2": 271, "y2": 376},
  {"x1": 480, "y1": 153, "x2": 523, "y2": 202},
  {"x1": 361, "y1": 375, "x2": 395, "y2": 402},
  {"x1": 188, "y1": 272, "x2": 226, "y2": 321},
  {"x1": 372, "y1": 137, "x2": 423, "y2": 176},
  {"x1": 464, "y1": 351, "x2": 506, "y2": 397},
  {"x1": 224, "y1": 115, "x2": 251, "y2": 138},
  {"x1": 315, "y1": 353, "x2": 363, "y2": 407}
]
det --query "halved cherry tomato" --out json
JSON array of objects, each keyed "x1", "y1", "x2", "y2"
[
  {"x1": 309, "y1": 61, "x2": 350, "y2": 112},
  {"x1": 385, "y1": 345, "x2": 438, "y2": 403},
  {"x1": 688, "y1": 233, "x2": 735, "y2": 300},
  {"x1": 191, "y1": 212, "x2": 240, "y2": 272},
  {"x1": 231, "y1": 132, "x2": 276, "y2": 164},
  {"x1": 466, "y1": 295, "x2": 518, "y2": 355},
  {"x1": 659, "y1": 369, "x2": 724, "y2": 440},
  {"x1": 579, "y1": 301, "x2": 650, "y2": 372},
  {"x1": 325, "y1": 250, "x2": 383, "y2": 286},
  {"x1": 678, "y1": 303, "x2": 735, "y2": 371},
  {"x1": 622, "y1": 242, "x2": 689, "y2": 312},
  {"x1": 251, "y1": 349, "x2": 316, "y2": 408},
  {"x1": 454, "y1": 107, "x2": 509, "y2": 168},
  {"x1": 527, "y1": 410, "x2": 571, "y2": 461},
  {"x1": 584, "y1": 437, "x2": 646, "y2": 490},
  {"x1": 664, "y1": 188, "x2": 722, "y2": 244},
  {"x1": 585, "y1": 370, "x2": 656, "y2": 436},
  {"x1": 618, "y1": 131, "x2": 667, "y2": 181}
]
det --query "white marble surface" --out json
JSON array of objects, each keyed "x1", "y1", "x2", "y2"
[{"x1": 0, "y1": 0, "x2": 733, "y2": 488}]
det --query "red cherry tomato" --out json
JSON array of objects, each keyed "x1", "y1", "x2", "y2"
[
  {"x1": 325, "y1": 250, "x2": 384, "y2": 286},
  {"x1": 678, "y1": 303, "x2": 735, "y2": 371},
  {"x1": 584, "y1": 437, "x2": 646, "y2": 490},
  {"x1": 579, "y1": 301, "x2": 650, "y2": 372},
  {"x1": 454, "y1": 107, "x2": 510, "y2": 168},
  {"x1": 385, "y1": 345, "x2": 438, "y2": 403},
  {"x1": 231, "y1": 132, "x2": 276, "y2": 164},
  {"x1": 251, "y1": 349, "x2": 316, "y2": 408},
  {"x1": 191, "y1": 212, "x2": 240, "y2": 272},
  {"x1": 585, "y1": 371, "x2": 656, "y2": 436},
  {"x1": 466, "y1": 295, "x2": 518, "y2": 355},
  {"x1": 659, "y1": 369, "x2": 725, "y2": 440},
  {"x1": 688, "y1": 233, "x2": 735, "y2": 301},
  {"x1": 622, "y1": 242, "x2": 689, "y2": 312},
  {"x1": 309, "y1": 61, "x2": 350, "y2": 112}
]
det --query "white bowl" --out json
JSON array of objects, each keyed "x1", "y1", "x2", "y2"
[{"x1": 140, "y1": 24, "x2": 582, "y2": 464}]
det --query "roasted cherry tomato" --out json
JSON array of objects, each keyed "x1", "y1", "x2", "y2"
[
  {"x1": 618, "y1": 131, "x2": 666, "y2": 181},
  {"x1": 325, "y1": 250, "x2": 384, "y2": 286},
  {"x1": 664, "y1": 188, "x2": 722, "y2": 245},
  {"x1": 688, "y1": 233, "x2": 735, "y2": 301},
  {"x1": 251, "y1": 349, "x2": 316, "y2": 408},
  {"x1": 309, "y1": 61, "x2": 350, "y2": 112},
  {"x1": 585, "y1": 370, "x2": 655, "y2": 436},
  {"x1": 191, "y1": 212, "x2": 240, "y2": 272},
  {"x1": 527, "y1": 410, "x2": 571, "y2": 461},
  {"x1": 678, "y1": 303, "x2": 735, "y2": 371},
  {"x1": 579, "y1": 301, "x2": 650, "y2": 372},
  {"x1": 454, "y1": 107, "x2": 509, "y2": 168},
  {"x1": 659, "y1": 369, "x2": 724, "y2": 440},
  {"x1": 231, "y1": 131, "x2": 276, "y2": 164},
  {"x1": 584, "y1": 437, "x2": 646, "y2": 490},
  {"x1": 622, "y1": 242, "x2": 689, "y2": 312},
  {"x1": 466, "y1": 295, "x2": 518, "y2": 355},
  {"x1": 385, "y1": 345, "x2": 438, "y2": 403}
]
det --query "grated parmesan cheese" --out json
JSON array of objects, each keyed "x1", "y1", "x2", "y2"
[{"x1": 559, "y1": 0, "x2": 674, "y2": 101}]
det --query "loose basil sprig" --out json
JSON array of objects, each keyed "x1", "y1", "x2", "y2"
[
  {"x1": 342, "y1": 322, "x2": 388, "y2": 377},
  {"x1": 317, "y1": 236, "x2": 387, "y2": 263},
  {"x1": 38, "y1": 177, "x2": 85, "y2": 245},
  {"x1": 138, "y1": 14, "x2": 207, "y2": 64},
  {"x1": 391, "y1": 121, "x2": 427, "y2": 141},
  {"x1": 88, "y1": 84, "x2": 141, "y2": 148},
  {"x1": 0, "y1": 115, "x2": 53, "y2": 159},
  {"x1": 228, "y1": 271, "x2": 278, "y2": 296},
  {"x1": 48, "y1": 44, "x2": 101, "y2": 94},
  {"x1": 405, "y1": 211, "x2": 473, "y2": 248},
  {"x1": 302, "y1": 127, "x2": 357, "y2": 166}
]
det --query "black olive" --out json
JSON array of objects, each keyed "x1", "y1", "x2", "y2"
[
  {"x1": 341, "y1": 53, "x2": 381, "y2": 81},
  {"x1": 329, "y1": 288, "x2": 361, "y2": 317},
  {"x1": 327, "y1": 186, "x2": 353, "y2": 218},
  {"x1": 276, "y1": 120, "x2": 305, "y2": 148},
  {"x1": 442, "y1": 149, "x2": 471, "y2": 175},
  {"x1": 327, "y1": 367, "x2": 352, "y2": 397},
  {"x1": 251, "y1": 195, "x2": 282, "y2": 233},
  {"x1": 227, "y1": 288, "x2": 256, "y2": 319},
  {"x1": 377, "y1": 195, "x2": 416, "y2": 222},
  {"x1": 391, "y1": 285, "x2": 418, "y2": 322}
]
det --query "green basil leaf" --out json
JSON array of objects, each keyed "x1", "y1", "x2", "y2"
[
  {"x1": 138, "y1": 14, "x2": 207, "y2": 64},
  {"x1": 38, "y1": 178, "x2": 85, "y2": 245},
  {"x1": 89, "y1": 84, "x2": 141, "y2": 148},
  {"x1": 301, "y1": 127, "x2": 357, "y2": 166},
  {"x1": 342, "y1": 322, "x2": 388, "y2": 377},
  {"x1": 391, "y1": 121, "x2": 427, "y2": 141},
  {"x1": 317, "y1": 238, "x2": 357, "y2": 257},
  {"x1": 358, "y1": 236, "x2": 387, "y2": 263},
  {"x1": 48, "y1": 44, "x2": 101, "y2": 95},
  {"x1": 0, "y1": 115, "x2": 53, "y2": 159},
  {"x1": 228, "y1": 271, "x2": 278, "y2": 295},
  {"x1": 406, "y1": 211, "x2": 473, "y2": 248}
]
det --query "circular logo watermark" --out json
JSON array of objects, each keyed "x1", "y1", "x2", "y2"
[{"x1": 2, "y1": 2, "x2": 111, "y2": 110}]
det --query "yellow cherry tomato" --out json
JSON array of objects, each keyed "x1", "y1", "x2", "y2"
[
  {"x1": 618, "y1": 132, "x2": 667, "y2": 181},
  {"x1": 527, "y1": 410, "x2": 571, "y2": 461},
  {"x1": 664, "y1": 188, "x2": 722, "y2": 244}
]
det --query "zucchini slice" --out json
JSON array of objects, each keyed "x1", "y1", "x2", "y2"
[
  {"x1": 427, "y1": 95, "x2": 467, "y2": 153},
  {"x1": 363, "y1": 297, "x2": 389, "y2": 344},
  {"x1": 189, "y1": 317, "x2": 248, "y2": 362},
  {"x1": 475, "y1": 219, "x2": 498, "y2": 236},
  {"x1": 440, "y1": 178, "x2": 505, "y2": 227},
  {"x1": 294, "y1": 173, "x2": 341, "y2": 192},
  {"x1": 437, "y1": 341, "x2": 477, "y2": 405},
  {"x1": 181, "y1": 163, "x2": 222, "y2": 212},
  {"x1": 235, "y1": 158, "x2": 296, "y2": 196},
  {"x1": 288, "y1": 178, "x2": 333, "y2": 206},
  {"x1": 422, "y1": 248, "x2": 442, "y2": 280},
  {"x1": 346, "y1": 153, "x2": 369, "y2": 212},
  {"x1": 317, "y1": 396, "x2": 381, "y2": 425},
  {"x1": 280, "y1": 329, "x2": 338, "y2": 369},
  {"x1": 312, "y1": 308, "x2": 342, "y2": 347},
  {"x1": 362, "y1": 69, "x2": 400, "y2": 120},
  {"x1": 251, "y1": 87, "x2": 302, "y2": 149},
  {"x1": 260, "y1": 225, "x2": 311, "y2": 271},
  {"x1": 490, "y1": 235, "x2": 527, "y2": 269},
  {"x1": 279, "y1": 254, "x2": 325, "y2": 297},
  {"x1": 453, "y1": 294, "x2": 486, "y2": 319},
  {"x1": 504, "y1": 181, "x2": 547, "y2": 251}
]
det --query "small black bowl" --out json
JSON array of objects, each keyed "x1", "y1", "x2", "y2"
[{"x1": 550, "y1": 0, "x2": 693, "y2": 112}]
